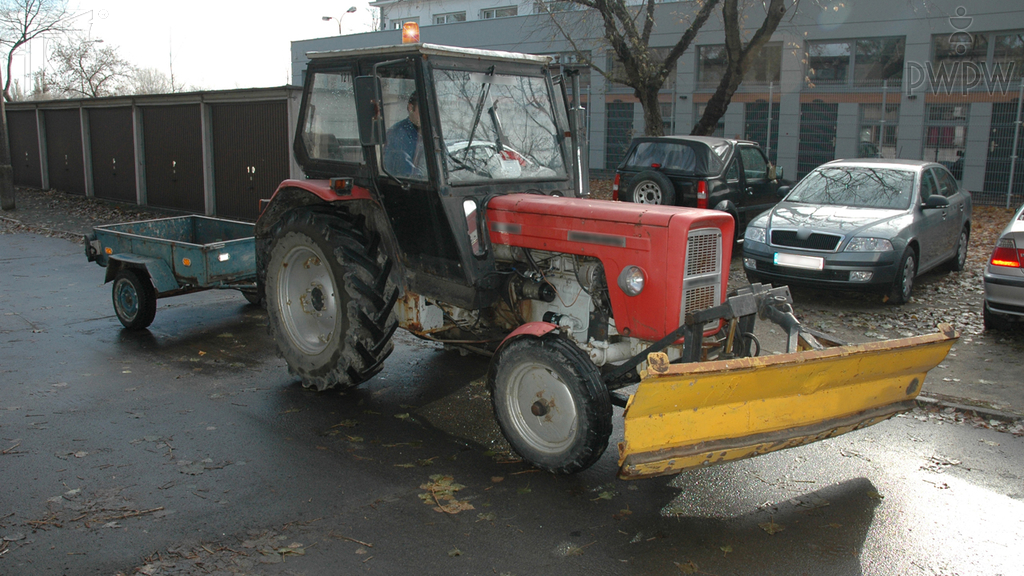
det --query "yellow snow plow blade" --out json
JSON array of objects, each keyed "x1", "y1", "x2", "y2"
[{"x1": 618, "y1": 324, "x2": 958, "y2": 479}]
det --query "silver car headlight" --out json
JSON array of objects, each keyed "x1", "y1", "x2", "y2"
[
  {"x1": 744, "y1": 225, "x2": 766, "y2": 244},
  {"x1": 845, "y1": 237, "x2": 894, "y2": 252}
]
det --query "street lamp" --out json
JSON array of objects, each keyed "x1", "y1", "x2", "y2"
[{"x1": 322, "y1": 6, "x2": 358, "y2": 35}]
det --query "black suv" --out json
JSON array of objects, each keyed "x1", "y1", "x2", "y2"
[{"x1": 613, "y1": 136, "x2": 788, "y2": 237}]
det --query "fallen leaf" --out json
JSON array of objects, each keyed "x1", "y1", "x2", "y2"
[
  {"x1": 721, "y1": 544, "x2": 733, "y2": 556},
  {"x1": 867, "y1": 490, "x2": 884, "y2": 500},
  {"x1": 491, "y1": 476, "x2": 504, "y2": 483},
  {"x1": 448, "y1": 547, "x2": 462, "y2": 557},
  {"x1": 477, "y1": 512, "x2": 497, "y2": 522},
  {"x1": 759, "y1": 520, "x2": 785, "y2": 535},
  {"x1": 198, "y1": 351, "x2": 206, "y2": 356},
  {"x1": 331, "y1": 420, "x2": 359, "y2": 428},
  {"x1": 675, "y1": 560, "x2": 699, "y2": 574}
]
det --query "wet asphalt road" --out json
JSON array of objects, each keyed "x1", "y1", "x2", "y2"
[{"x1": 2, "y1": 232, "x2": 1023, "y2": 576}]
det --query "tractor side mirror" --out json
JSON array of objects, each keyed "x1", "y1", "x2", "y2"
[{"x1": 354, "y1": 76, "x2": 385, "y2": 146}]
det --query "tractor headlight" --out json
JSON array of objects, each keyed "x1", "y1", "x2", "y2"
[
  {"x1": 618, "y1": 265, "x2": 646, "y2": 296},
  {"x1": 845, "y1": 237, "x2": 894, "y2": 252}
]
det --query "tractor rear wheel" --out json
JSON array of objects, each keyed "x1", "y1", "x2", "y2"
[
  {"x1": 488, "y1": 334, "x2": 612, "y2": 474},
  {"x1": 265, "y1": 210, "x2": 398, "y2": 391}
]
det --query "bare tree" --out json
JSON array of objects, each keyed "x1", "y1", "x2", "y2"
[
  {"x1": 0, "y1": 0, "x2": 72, "y2": 101},
  {"x1": 543, "y1": 0, "x2": 719, "y2": 137},
  {"x1": 541, "y1": 0, "x2": 798, "y2": 138},
  {"x1": 48, "y1": 36, "x2": 133, "y2": 98},
  {"x1": 131, "y1": 67, "x2": 173, "y2": 95},
  {"x1": 0, "y1": 0, "x2": 72, "y2": 209},
  {"x1": 691, "y1": 0, "x2": 788, "y2": 135}
]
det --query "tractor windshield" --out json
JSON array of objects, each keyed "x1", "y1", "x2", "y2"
[{"x1": 433, "y1": 68, "x2": 567, "y2": 184}]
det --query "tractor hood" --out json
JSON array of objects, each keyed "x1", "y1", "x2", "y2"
[{"x1": 486, "y1": 194, "x2": 736, "y2": 342}]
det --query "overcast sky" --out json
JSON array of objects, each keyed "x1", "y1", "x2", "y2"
[{"x1": 58, "y1": 0, "x2": 374, "y2": 90}]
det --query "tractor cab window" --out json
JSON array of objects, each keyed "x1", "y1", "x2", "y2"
[
  {"x1": 300, "y1": 70, "x2": 363, "y2": 164},
  {"x1": 378, "y1": 67, "x2": 427, "y2": 181},
  {"x1": 433, "y1": 68, "x2": 567, "y2": 184}
]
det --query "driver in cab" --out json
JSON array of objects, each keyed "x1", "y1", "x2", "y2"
[{"x1": 383, "y1": 91, "x2": 425, "y2": 178}]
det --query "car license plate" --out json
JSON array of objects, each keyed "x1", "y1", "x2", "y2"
[{"x1": 774, "y1": 252, "x2": 824, "y2": 270}]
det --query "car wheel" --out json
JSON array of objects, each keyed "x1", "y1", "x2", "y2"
[
  {"x1": 983, "y1": 303, "x2": 1012, "y2": 331},
  {"x1": 625, "y1": 171, "x2": 676, "y2": 205},
  {"x1": 949, "y1": 227, "x2": 969, "y2": 272},
  {"x1": 888, "y1": 248, "x2": 916, "y2": 305}
]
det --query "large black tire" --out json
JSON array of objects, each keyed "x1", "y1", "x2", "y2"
[
  {"x1": 949, "y1": 226, "x2": 969, "y2": 272},
  {"x1": 265, "y1": 210, "x2": 399, "y2": 391},
  {"x1": 624, "y1": 170, "x2": 676, "y2": 205},
  {"x1": 888, "y1": 248, "x2": 916, "y2": 305},
  {"x1": 488, "y1": 334, "x2": 612, "y2": 474},
  {"x1": 112, "y1": 268, "x2": 157, "y2": 330}
]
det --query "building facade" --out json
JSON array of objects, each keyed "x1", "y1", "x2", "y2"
[{"x1": 294, "y1": 0, "x2": 1024, "y2": 204}]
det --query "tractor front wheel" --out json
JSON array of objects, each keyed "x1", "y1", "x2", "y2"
[
  {"x1": 488, "y1": 334, "x2": 612, "y2": 474},
  {"x1": 265, "y1": 210, "x2": 398, "y2": 391}
]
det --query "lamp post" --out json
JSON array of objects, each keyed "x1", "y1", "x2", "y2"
[{"x1": 322, "y1": 6, "x2": 358, "y2": 35}]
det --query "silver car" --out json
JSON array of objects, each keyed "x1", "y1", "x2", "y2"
[
  {"x1": 742, "y1": 159, "x2": 972, "y2": 304},
  {"x1": 983, "y1": 202, "x2": 1024, "y2": 330}
]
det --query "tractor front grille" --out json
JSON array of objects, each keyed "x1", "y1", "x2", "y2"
[{"x1": 681, "y1": 228, "x2": 722, "y2": 330}]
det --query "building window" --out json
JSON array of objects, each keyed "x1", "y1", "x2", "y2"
[
  {"x1": 854, "y1": 37, "x2": 905, "y2": 86},
  {"x1": 806, "y1": 41, "x2": 851, "y2": 85},
  {"x1": 994, "y1": 32, "x2": 1024, "y2": 77},
  {"x1": 859, "y1": 104, "x2": 900, "y2": 158},
  {"x1": 697, "y1": 43, "x2": 781, "y2": 89},
  {"x1": 390, "y1": 17, "x2": 418, "y2": 30},
  {"x1": 925, "y1": 104, "x2": 969, "y2": 180},
  {"x1": 931, "y1": 33, "x2": 989, "y2": 85},
  {"x1": 806, "y1": 37, "x2": 905, "y2": 87},
  {"x1": 534, "y1": 1, "x2": 581, "y2": 13},
  {"x1": 606, "y1": 48, "x2": 676, "y2": 91},
  {"x1": 606, "y1": 101, "x2": 635, "y2": 169},
  {"x1": 433, "y1": 12, "x2": 466, "y2": 24},
  {"x1": 482, "y1": 6, "x2": 518, "y2": 18},
  {"x1": 660, "y1": 102, "x2": 674, "y2": 134}
]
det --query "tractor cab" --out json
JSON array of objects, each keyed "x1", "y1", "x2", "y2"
[{"x1": 294, "y1": 43, "x2": 581, "y2": 308}]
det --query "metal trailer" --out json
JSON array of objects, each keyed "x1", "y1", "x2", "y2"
[{"x1": 85, "y1": 215, "x2": 258, "y2": 329}]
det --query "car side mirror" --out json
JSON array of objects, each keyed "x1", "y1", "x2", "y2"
[
  {"x1": 776, "y1": 185, "x2": 790, "y2": 197},
  {"x1": 923, "y1": 195, "x2": 950, "y2": 209}
]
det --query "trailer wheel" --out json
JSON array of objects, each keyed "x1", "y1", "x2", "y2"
[
  {"x1": 489, "y1": 334, "x2": 612, "y2": 474},
  {"x1": 112, "y1": 268, "x2": 157, "y2": 330},
  {"x1": 265, "y1": 210, "x2": 399, "y2": 391}
]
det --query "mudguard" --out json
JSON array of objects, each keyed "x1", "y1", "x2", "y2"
[
  {"x1": 105, "y1": 254, "x2": 180, "y2": 294},
  {"x1": 617, "y1": 324, "x2": 958, "y2": 479}
]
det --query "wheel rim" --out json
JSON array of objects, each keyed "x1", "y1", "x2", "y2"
[
  {"x1": 901, "y1": 254, "x2": 915, "y2": 301},
  {"x1": 503, "y1": 361, "x2": 579, "y2": 454},
  {"x1": 957, "y1": 232, "x2": 968, "y2": 268},
  {"x1": 276, "y1": 244, "x2": 338, "y2": 355},
  {"x1": 634, "y1": 181, "x2": 662, "y2": 204},
  {"x1": 114, "y1": 278, "x2": 138, "y2": 321}
]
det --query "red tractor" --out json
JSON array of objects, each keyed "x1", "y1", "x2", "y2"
[{"x1": 255, "y1": 43, "x2": 956, "y2": 479}]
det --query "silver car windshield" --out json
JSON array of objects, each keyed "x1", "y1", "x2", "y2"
[
  {"x1": 433, "y1": 69, "x2": 567, "y2": 184},
  {"x1": 787, "y1": 167, "x2": 916, "y2": 210}
]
